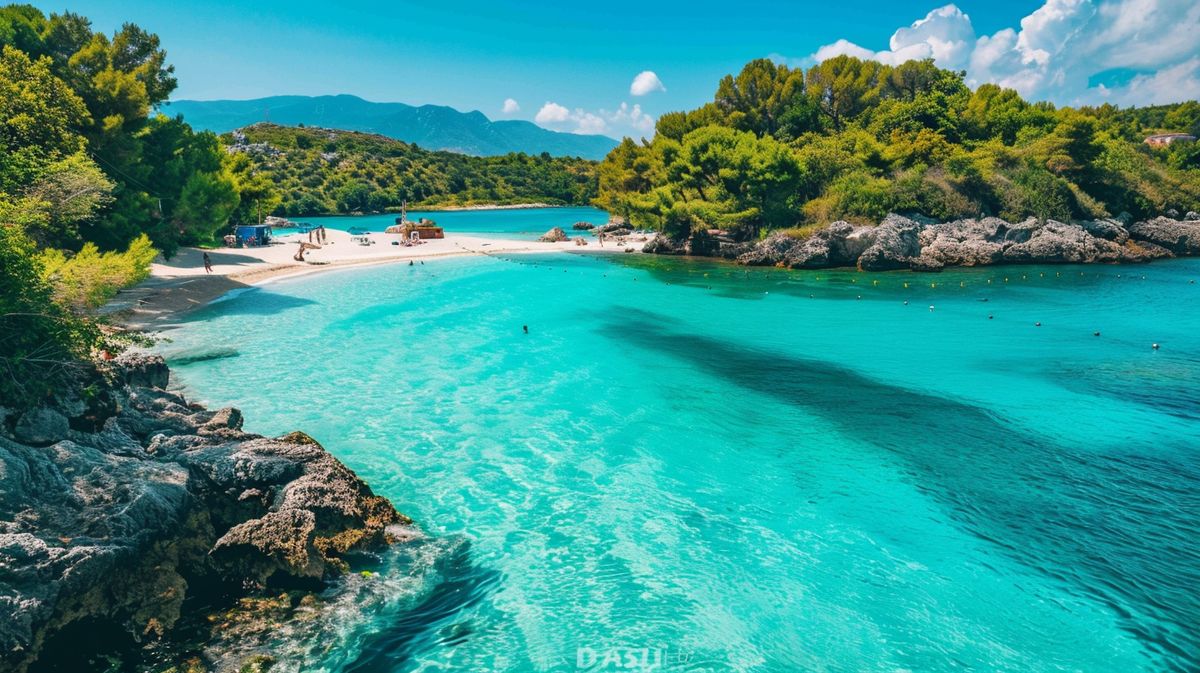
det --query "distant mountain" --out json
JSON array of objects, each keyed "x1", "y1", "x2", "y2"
[{"x1": 164, "y1": 95, "x2": 618, "y2": 160}]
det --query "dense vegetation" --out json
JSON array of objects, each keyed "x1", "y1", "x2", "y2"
[
  {"x1": 0, "y1": 4, "x2": 220, "y2": 405},
  {"x1": 597, "y1": 57, "x2": 1200, "y2": 239},
  {"x1": 221, "y1": 124, "x2": 598, "y2": 216}
]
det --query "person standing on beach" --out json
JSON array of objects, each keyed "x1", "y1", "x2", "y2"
[
  {"x1": 203, "y1": 252, "x2": 213, "y2": 274},
  {"x1": 319, "y1": 225, "x2": 327, "y2": 243}
]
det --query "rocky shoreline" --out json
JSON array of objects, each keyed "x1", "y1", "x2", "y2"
[
  {"x1": 0, "y1": 354, "x2": 413, "y2": 673},
  {"x1": 642, "y1": 213, "x2": 1200, "y2": 271}
]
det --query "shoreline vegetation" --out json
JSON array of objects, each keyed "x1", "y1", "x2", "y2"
[{"x1": 597, "y1": 57, "x2": 1200, "y2": 254}]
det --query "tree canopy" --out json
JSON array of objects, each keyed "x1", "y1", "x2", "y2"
[{"x1": 597, "y1": 56, "x2": 1200, "y2": 239}]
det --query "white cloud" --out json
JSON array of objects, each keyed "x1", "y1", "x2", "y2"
[
  {"x1": 533, "y1": 100, "x2": 656, "y2": 138},
  {"x1": 807, "y1": 1, "x2": 1200, "y2": 106},
  {"x1": 502, "y1": 98, "x2": 520, "y2": 114},
  {"x1": 608, "y1": 102, "x2": 656, "y2": 135},
  {"x1": 534, "y1": 102, "x2": 571, "y2": 124},
  {"x1": 630, "y1": 71, "x2": 666, "y2": 96}
]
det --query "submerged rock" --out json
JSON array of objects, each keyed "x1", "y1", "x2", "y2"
[
  {"x1": 0, "y1": 355, "x2": 410, "y2": 673},
  {"x1": 571, "y1": 221, "x2": 595, "y2": 230}
]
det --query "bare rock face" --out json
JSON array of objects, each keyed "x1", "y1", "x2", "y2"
[
  {"x1": 858, "y1": 214, "x2": 922, "y2": 271},
  {"x1": 11, "y1": 408, "x2": 69, "y2": 446},
  {"x1": 1128, "y1": 216, "x2": 1200, "y2": 255},
  {"x1": 736, "y1": 231, "x2": 798, "y2": 266},
  {"x1": 0, "y1": 355, "x2": 409, "y2": 673},
  {"x1": 1081, "y1": 218, "x2": 1130, "y2": 244},
  {"x1": 1002, "y1": 220, "x2": 1124, "y2": 264},
  {"x1": 709, "y1": 212, "x2": 1200, "y2": 272},
  {"x1": 642, "y1": 233, "x2": 686, "y2": 255},
  {"x1": 538, "y1": 227, "x2": 568, "y2": 242}
]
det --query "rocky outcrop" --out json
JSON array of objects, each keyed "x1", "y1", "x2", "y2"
[
  {"x1": 0, "y1": 355, "x2": 409, "y2": 673},
  {"x1": 1128, "y1": 216, "x2": 1200, "y2": 255},
  {"x1": 719, "y1": 214, "x2": 1199, "y2": 271},
  {"x1": 571, "y1": 221, "x2": 595, "y2": 230},
  {"x1": 538, "y1": 227, "x2": 568, "y2": 242},
  {"x1": 595, "y1": 221, "x2": 631, "y2": 235}
]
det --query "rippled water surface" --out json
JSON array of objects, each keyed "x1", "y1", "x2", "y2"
[{"x1": 163, "y1": 233, "x2": 1200, "y2": 672}]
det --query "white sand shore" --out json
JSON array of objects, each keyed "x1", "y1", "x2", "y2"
[{"x1": 109, "y1": 229, "x2": 646, "y2": 330}]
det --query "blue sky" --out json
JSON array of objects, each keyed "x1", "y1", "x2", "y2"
[{"x1": 33, "y1": 1, "x2": 1200, "y2": 139}]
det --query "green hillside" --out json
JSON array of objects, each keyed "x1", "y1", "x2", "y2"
[{"x1": 224, "y1": 123, "x2": 598, "y2": 216}]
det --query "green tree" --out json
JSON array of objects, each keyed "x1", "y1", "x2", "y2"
[
  {"x1": 806, "y1": 55, "x2": 887, "y2": 132},
  {"x1": 714, "y1": 58, "x2": 812, "y2": 137}
]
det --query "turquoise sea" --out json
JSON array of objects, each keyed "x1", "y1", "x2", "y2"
[
  {"x1": 163, "y1": 210, "x2": 1200, "y2": 673},
  {"x1": 304, "y1": 206, "x2": 609, "y2": 239}
]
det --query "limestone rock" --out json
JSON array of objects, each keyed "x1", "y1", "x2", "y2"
[
  {"x1": 1002, "y1": 220, "x2": 1124, "y2": 264},
  {"x1": 12, "y1": 408, "x2": 69, "y2": 446},
  {"x1": 858, "y1": 214, "x2": 922, "y2": 271},
  {"x1": 538, "y1": 227, "x2": 568, "y2": 242},
  {"x1": 1128, "y1": 216, "x2": 1200, "y2": 254},
  {"x1": 1081, "y1": 218, "x2": 1130, "y2": 243},
  {"x1": 0, "y1": 357, "x2": 408, "y2": 673}
]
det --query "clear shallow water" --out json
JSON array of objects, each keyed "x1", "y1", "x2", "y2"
[
  {"x1": 301, "y1": 206, "x2": 608, "y2": 239},
  {"x1": 164, "y1": 241, "x2": 1200, "y2": 672}
]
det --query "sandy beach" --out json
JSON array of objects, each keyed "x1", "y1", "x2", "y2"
[{"x1": 105, "y1": 228, "x2": 645, "y2": 330}]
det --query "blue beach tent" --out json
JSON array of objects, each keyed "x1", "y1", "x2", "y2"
[{"x1": 234, "y1": 224, "x2": 272, "y2": 246}]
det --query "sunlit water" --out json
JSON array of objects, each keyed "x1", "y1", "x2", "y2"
[{"x1": 162, "y1": 219, "x2": 1200, "y2": 673}]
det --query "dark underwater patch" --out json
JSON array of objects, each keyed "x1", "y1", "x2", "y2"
[{"x1": 599, "y1": 308, "x2": 1200, "y2": 668}]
